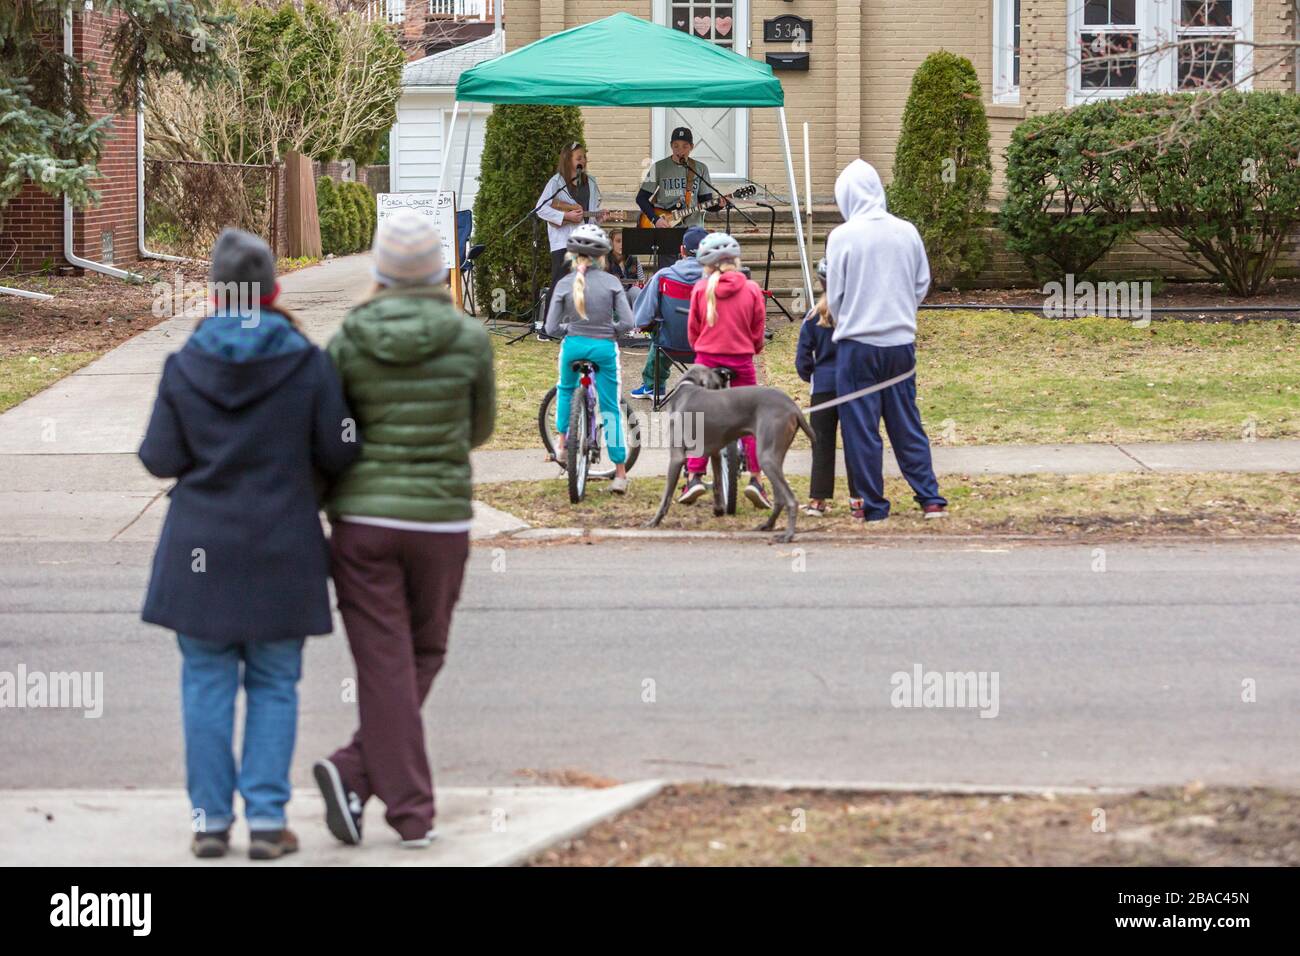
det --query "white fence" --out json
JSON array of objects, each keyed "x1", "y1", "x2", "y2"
[{"x1": 364, "y1": 0, "x2": 493, "y2": 21}]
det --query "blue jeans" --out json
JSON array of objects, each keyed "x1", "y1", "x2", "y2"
[
  {"x1": 555, "y1": 334, "x2": 626, "y2": 464},
  {"x1": 835, "y1": 340, "x2": 946, "y2": 520},
  {"x1": 177, "y1": 635, "x2": 305, "y2": 833}
]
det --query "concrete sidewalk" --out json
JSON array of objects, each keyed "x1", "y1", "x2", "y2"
[
  {"x1": 1, "y1": 252, "x2": 1295, "y2": 545},
  {"x1": 0, "y1": 782, "x2": 664, "y2": 867},
  {"x1": 470, "y1": 438, "x2": 1300, "y2": 484}
]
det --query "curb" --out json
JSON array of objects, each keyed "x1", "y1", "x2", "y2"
[
  {"x1": 716, "y1": 779, "x2": 1138, "y2": 798},
  {"x1": 489, "y1": 527, "x2": 1300, "y2": 546},
  {"x1": 488, "y1": 779, "x2": 667, "y2": 867}
]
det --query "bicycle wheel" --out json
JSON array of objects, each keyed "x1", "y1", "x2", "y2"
[
  {"x1": 538, "y1": 385, "x2": 560, "y2": 463},
  {"x1": 567, "y1": 392, "x2": 589, "y2": 503},
  {"x1": 719, "y1": 440, "x2": 741, "y2": 515},
  {"x1": 540, "y1": 386, "x2": 638, "y2": 479}
]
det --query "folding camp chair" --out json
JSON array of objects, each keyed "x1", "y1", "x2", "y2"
[{"x1": 647, "y1": 273, "x2": 696, "y2": 410}]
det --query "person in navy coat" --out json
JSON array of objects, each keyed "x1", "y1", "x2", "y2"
[{"x1": 139, "y1": 229, "x2": 358, "y2": 860}]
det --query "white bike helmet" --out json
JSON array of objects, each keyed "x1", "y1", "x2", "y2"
[
  {"x1": 816, "y1": 257, "x2": 827, "y2": 281},
  {"x1": 695, "y1": 231, "x2": 741, "y2": 266},
  {"x1": 566, "y1": 223, "x2": 611, "y2": 257}
]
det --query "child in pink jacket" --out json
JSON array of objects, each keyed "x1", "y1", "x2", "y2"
[{"x1": 678, "y1": 232, "x2": 772, "y2": 510}]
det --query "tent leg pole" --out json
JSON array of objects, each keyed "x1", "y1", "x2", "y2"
[
  {"x1": 436, "y1": 101, "x2": 461, "y2": 197},
  {"x1": 778, "y1": 107, "x2": 814, "y2": 311},
  {"x1": 456, "y1": 106, "x2": 475, "y2": 208}
]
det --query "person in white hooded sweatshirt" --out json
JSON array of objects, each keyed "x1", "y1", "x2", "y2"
[{"x1": 825, "y1": 159, "x2": 947, "y2": 521}]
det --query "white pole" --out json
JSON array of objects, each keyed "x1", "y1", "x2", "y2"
[
  {"x1": 456, "y1": 105, "x2": 475, "y2": 209},
  {"x1": 436, "y1": 100, "x2": 461, "y2": 196},
  {"x1": 802, "y1": 121, "x2": 813, "y2": 261},
  {"x1": 778, "y1": 107, "x2": 814, "y2": 311},
  {"x1": 0, "y1": 285, "x2": 53, "y2": 301}
]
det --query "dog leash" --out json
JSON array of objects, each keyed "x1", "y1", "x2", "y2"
[{"x1": 800, "y1": 366, "x2": 917, "y2": 415}]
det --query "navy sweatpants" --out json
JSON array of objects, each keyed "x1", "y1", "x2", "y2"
[{"x1": 835, "y1": 340, "x2": 946, "y2": 520}]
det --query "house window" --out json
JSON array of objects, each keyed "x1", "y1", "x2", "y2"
[
  {"x1": 994, "y1": 0, "x2": 1021, "y2": 103},
  {"x1": 1080, "y1": 0, "x2": 1139, "y2": 90},
  {"x1": 1177, "y1": 1, "x2": 1236, "y2": 89},
  {"x1": 668, "y1": 2, "x2": 738, "y2": 50},
  {"x1": 1069, "y1": 0, "x2": 1252, "y2": 104}
]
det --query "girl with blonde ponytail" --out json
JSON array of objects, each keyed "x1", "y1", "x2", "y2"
[
  {"x1": 543, "y1": 224, "x2": 636, "y2": 493},
  {"x1": 677, "y1": 232, "x2": 774, "y2": 511}
]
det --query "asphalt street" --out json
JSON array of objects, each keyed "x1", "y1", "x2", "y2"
[{"x1": 2, "y1": 537, "x2": 1297, "y2": 791}]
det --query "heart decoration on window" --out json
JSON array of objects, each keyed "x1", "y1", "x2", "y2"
[
  {"x1": 693, "y1": 15, "x2": 711, "y2": 36},
  {"x1": 715, "y1": 16, "x2": 733, "y2": 36}
]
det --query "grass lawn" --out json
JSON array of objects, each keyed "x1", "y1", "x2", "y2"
[
  {"x1": 485, "y1": 311, "x2": 1298, "y2": 451},
  {"x1": 529, "y1": 783, "x2": 1300, "y2": 866},
  {"x1": 0, "y1": 352, "x2": 98, "y2": 413},
  {"x1": 762, "y1": 310, "x2": 1299, "y2": 445},
  {"x1": 477, "y1": 471, "x2": 1300, "y2": 538}
]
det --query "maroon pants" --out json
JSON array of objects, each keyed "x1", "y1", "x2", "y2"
[{"x1": 327, "y1": 521, "x2": 469, "y2": 841}]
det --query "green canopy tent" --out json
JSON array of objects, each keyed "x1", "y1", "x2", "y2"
[{"x1": 439, "y1": 12, "x2": 813, "y2": 306}]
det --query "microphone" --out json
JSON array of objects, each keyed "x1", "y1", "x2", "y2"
[{"x1": 574, "y1": 163, "x2": 586, "y2": 187}]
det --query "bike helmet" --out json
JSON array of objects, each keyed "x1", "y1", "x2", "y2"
[
  {"x1": 816, "y1": 257, "x2": 828, "y2": 281},
  {"x1": 566, "y1": 223, "x2": 611, "y2": 257},
  {"x1": 695, "y1": 231, "x2": 741, "y2": 266}
]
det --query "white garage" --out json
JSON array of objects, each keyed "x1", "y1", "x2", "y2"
[{"x1": 389, "y1": 32, "x2": 503, "y2": 216}]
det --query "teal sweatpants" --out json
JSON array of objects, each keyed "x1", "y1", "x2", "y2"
[{"x1": 555, "y1": 334, "x2": 626, "y2": 464}]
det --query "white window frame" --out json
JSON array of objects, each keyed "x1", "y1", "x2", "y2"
[
  {"x1": 651, "y1": 0, "x2": 750, "y2": 181},
  {"x1": 1067, "y1": 0, "x2": 1254, "y2": 106},
  {"x1": 993, "y1": 0, "x2": 1022, "y2": 104}
]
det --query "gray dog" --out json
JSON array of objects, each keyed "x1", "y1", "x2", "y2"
[{"x1": 645, "y1": 365, "x2": 814, "y2": 543}]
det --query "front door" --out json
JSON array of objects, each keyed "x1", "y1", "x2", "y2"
[{"x1": 652, "y1": 0, "x2": 749, "y2": 181}]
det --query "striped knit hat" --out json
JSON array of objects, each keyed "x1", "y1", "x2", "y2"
[{"x1": 371, "y1": 210, "x2": 447, "y2": 286}]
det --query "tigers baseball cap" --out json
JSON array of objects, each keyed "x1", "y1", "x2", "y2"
[
  {"x1": 682, "y1": 226, "x2": 707, "y2": 253},
  {"x1": 670, "y1": 126, "x2": 693, "y2": 144}
]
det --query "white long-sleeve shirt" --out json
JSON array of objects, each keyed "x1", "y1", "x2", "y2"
[
  {"x1": 826, "y1": 159, "x2": 930, "y2": 347},
  {"x1": 535, "y1": 172, "x2": 602, "y2": 253}
]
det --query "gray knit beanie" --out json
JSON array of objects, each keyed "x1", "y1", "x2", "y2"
[
  {"x1": 371, "y1": 210, "x2": 447, "y2": 287},
  {"x1": 209, "y1": 228, "x2": 278, "y2": 304}
]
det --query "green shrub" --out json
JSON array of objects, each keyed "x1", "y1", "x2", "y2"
[
  {"x1": 348, "y1": 181, "x2": 375, "y2": 250},
  {"x1": 473, "y1": 104, "x2": 586, "y2": 315},
  {"x1": 887, "y1": 51, "x2": 993, "y2": 285},
  {"x1": 316, "y1": 175, "x2": 344, "y2": 254},
  {"x1": 999, "y1": 101, "x2": 1139, "y2": 283},
  {"x1": 1116, "y1": 92, "x2": 1300, "y2": 296}
]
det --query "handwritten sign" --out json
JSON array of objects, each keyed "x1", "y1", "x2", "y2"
[{"x1": 376, "y1": 191, "x2": 462, "y2": 306}]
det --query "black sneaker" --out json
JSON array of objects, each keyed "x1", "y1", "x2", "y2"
[
  {"x1": 677, "y1": 475, "x2": 708, "y2": 505},
  {"x1": 248, "y1": 828, "x2": 299, "y2": 861},
  {"x1": 190, "y1": 829, "x2": 230, "y2": 859},
  {"x1": 744, "y1": 477, "x2": 773, "y2": 510},
  {"x1": 313, "y1": 758, "x2": 363, "y2": 846}
]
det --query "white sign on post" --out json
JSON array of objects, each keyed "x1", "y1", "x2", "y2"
[{"x1": 376, "y1": 191, "x2": 461, "y2": 304}]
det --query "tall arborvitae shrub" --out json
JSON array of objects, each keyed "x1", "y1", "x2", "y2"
[
  {"x1": 316, "y1": 175, "x2": 343, "y2": 253},
  {"x1": 473, "y1": 104, "x2": 586, "y2": 315},
  {"x1": 887, "y1": 51, "x2": 993, "y2": 285}
]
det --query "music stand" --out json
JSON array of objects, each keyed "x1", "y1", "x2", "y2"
[{"x1": 622, "y1": 227, "x2": 686, "y2": 268}]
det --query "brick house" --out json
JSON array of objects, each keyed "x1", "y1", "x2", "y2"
[
  {"x1": 502, "y1": 2, "x2": 1296, "y2": 287},
  {"x1": 509, "y1": 1, "x2": 1295, "y2": 205},
  {"x1": 0, "y1": 8, "x2": 141, "y2": 275}
]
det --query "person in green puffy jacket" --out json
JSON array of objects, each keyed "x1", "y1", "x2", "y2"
[{"x1": 313, "y1": 210, "x2": 495, "y2": 850}]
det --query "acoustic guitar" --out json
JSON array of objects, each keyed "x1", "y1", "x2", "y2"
[{"x1": 637, "y1": 184, "x2": 757, "y2": 229}]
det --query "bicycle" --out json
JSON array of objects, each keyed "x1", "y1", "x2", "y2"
[{"x1": 538, "y1": 359, "x2": 641, "y2": 503}]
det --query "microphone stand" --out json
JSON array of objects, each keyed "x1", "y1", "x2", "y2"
[
  {"x1": 687, "y1": 162, "x2": 796, "y2": 323},
  {"x1": 491, "y1": 171, "x2": 586, "y2": 340}
]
